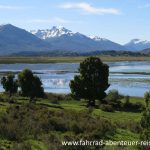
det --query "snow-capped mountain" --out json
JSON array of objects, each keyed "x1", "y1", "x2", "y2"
[
  {"x1": 0, "y1": 24, "x2": 149, "y2": 56},
  {"x1": 125, "y1": 39, "x2": 150, "y2": 51},
  {"x1": 31, "y1": 26, "x2": 126, "y2": 52},
  {"x1": 30, "y1": 26, "x2": 74, "y2": 39}
]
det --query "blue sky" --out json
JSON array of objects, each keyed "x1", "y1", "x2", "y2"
[{"x1": 0, "y1": 0, "x2": 150, "y2": 44}]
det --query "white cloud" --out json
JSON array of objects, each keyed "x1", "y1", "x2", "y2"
[{"x1": 60, "y1": 2, "x2": 121, "y2": 15}]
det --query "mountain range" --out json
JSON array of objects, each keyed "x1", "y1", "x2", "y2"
[
  {"x1": 30, "y1": 26, "x2": 126, "y2": 53},
  {"x1": 0, "y1": 24, "x2": 150, "y2": 56}
]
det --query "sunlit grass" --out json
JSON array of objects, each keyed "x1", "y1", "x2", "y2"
[{"x1": 0, "y1": 56, "x2": 149, "y2": 64}]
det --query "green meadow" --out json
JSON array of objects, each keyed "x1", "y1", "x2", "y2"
[{"x1": 0, "y1": 93, "x2": 145, "y2": 150}]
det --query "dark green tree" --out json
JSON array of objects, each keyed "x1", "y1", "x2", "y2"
[
  {"x1": 18, "y1": 69, "x2": 44, "y2": 101},
  {"x1": 1, "y1": 74, "x2": 18, "y2": 97},
  {"x1": 70, "y1": 57, "x2": 110, "y2": 107}
]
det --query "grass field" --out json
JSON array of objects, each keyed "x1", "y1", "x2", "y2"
[
  {"x1": 0, "y1": 93, "x2": 145, "y2": 150},
  {"x1": 0, "y1": 55, "x2": 149, "y2": 64}
]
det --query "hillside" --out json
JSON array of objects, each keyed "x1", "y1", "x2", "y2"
[
  {"x1": 141, "y1": 48, "x2": 150, "y2": 54},
  {"x1": 0, "y1": 24, "x2": 52, "y2": 55},
  {"x1": 124, "y1": 39, "x2": 150, "y2": 51}
]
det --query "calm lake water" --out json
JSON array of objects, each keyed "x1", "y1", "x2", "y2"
[{"x1": 0, "y1": 61, "x2": 150, "y2": 97}]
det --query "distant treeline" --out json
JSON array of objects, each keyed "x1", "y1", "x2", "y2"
[{"x1": 10, "y1": 50, "x2": 149, "y2": 57}]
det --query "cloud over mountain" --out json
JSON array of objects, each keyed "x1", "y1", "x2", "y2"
[{"x1": 60, "y1": 2, "x2": 121, "y2": 15}]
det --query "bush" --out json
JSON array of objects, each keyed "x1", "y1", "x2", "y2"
[
  {"x1": 13, "y1": 142, "x2": 32, "y2": 150},
  {"x1": 51, "y1": 99, "x2": 60, "y2": 104},
  {"x1": 0, "y1": 118, "x2": 24, "y2": 141},
  {"x1": 124, "y1": 95, "x2": 130, "y2": 104},
  {"x1": 69, "y1": 121, "x2": 83, "y2": 134},
  {"x1": 106, "y1": 90, "x2": 121, "y2": 102},
  {"x1": 0, "y1": 94, "x2": 5, "y2": 102},
  {"x1": 116, "y1": 121, "x2": 142, "y2": 133},
  {"x1": 46, "y1": 93, "x2": 74, "y2": 102},
  {"x1": 49, "y1": 116, "x2": 68, "y2": 132},
  {"x1": 101, "y1": 90, "x2": 123, "y2": 111},
  {"x1": 100, "y1": 104, "x2": 115, "y2": 112},
  {"x1": 0, "y1": 103, "x2": 116, "y2": 148},
  {"x1": 123, "y1": 102, "x2": 145, "y2": 112},
  {"x1": 84, "y1": 119, "x2": 116, "y2": 140}
]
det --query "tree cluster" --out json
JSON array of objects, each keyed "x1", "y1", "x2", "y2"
[{"x1": 1, "y1": 69, "x2": 44, "y2": 101}]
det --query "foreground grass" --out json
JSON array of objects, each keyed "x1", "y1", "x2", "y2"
[
  {"x1": 0, "y1": 56, "x2": 149, "y2": 64},
  {"x1": 0, "y1": 94, "x2": 144, "y2": 150}
]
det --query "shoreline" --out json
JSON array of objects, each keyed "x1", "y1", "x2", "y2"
[
  {"x1": 1, "y1": 71, "x2": 150, "y2": 76},
  {"x1": 0, "y1": 56, "x2": 149, "y2": 64},
  {"x1": 111, "y1": 72, "x2": 150, "y2": 75}
]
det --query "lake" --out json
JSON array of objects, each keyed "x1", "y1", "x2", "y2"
[{"x1": 0, "y1": 61, "x2": 150, "y2": 97}]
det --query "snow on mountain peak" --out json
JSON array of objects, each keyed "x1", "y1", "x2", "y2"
[
  {"x1": 89, "y1": 35, "x2": 108, "y2": 41},
  {"x1": 130, "y1": 39, "x2": 150, "y2": 44},
  {"x1": 30, "y1": 26, "x2": 110, "y2": 41},
  {"x1": 125, "y1": 39, "x2": 150, "y2": 51},
  {"x1": 30, "y1": 26, "x2": 74, "y2": 39}
]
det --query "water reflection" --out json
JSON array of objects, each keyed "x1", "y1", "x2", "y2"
[{"x1": 0, "y1": 61, "x2": 150, "y2": 97}]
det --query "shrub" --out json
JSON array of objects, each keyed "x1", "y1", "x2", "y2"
[
  {"x1": 69, "y1": 121, "x2": 83, "y2": 134},
  {"x1": 51, "y1": 99, "x2": 60, "y2": 104},
  {"x1": 0, "y1": 103, "x2": 116, "y2": 148},
  {"x1": 123, "y1": 102, "x2": 145, "y2": 112},
  {"x1": 50, "y1": 117, "x2": 68, "y2": 132},
  {"x1": 100, "y1": 104, "x2": 115, "y2": 112},
  {"x1": 106, "y1": 90, "x2": 121, "y2": 102},
  {"x1": 124, "y1": 95, "x2": 130, "y2": 104},
  {"x1": 116, "y1": 121, "x2": 142, "y2": 133},
  {"x1": 46, "y1": 93, "x2": 73, "y2": 103},
  {"x1": 0, "y1": 119, "x2": 24, "y2": 141},
  {"x1": 13, "y1": 142, "x2": 32, "y2": 150}
]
